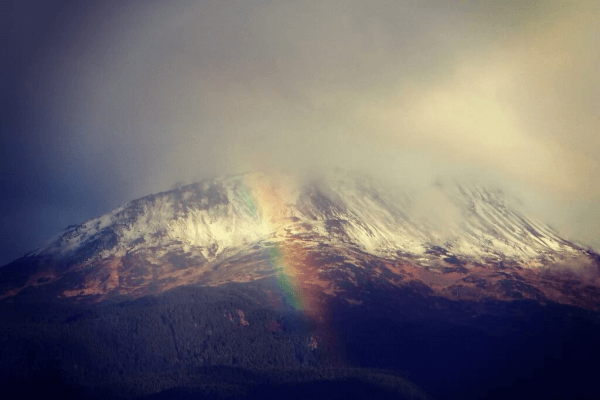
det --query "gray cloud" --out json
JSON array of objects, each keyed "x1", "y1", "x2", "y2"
[{"x1": 2, "y1": 0, "x2": 599, "y2": 264}]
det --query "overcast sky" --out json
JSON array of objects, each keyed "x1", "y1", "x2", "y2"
[{"x1": 2, "y1": 0, "x2": 599, "y2": 265}]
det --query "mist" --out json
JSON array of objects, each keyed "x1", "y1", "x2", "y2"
[{"x1": 2, "y1": 0, "x2": 599, "y2": 265}]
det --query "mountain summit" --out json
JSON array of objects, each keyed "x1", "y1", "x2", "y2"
[{"x1": 2, "y1": 171, "x2": 598, "y2": 308}]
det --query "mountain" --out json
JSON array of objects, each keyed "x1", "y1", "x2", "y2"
[
  {"x1": 1, "y1": 171, "x2": 598, "y2": 307},
  {"x1": 2, "y1": 171, "x2": 600, "y2": 399}
]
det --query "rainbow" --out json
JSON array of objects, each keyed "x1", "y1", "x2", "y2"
[
  {"x1": 236, "y1": 173, "x2": 310, "y2": 312},
  {"x1": 233, "y1": 171, "x2": 341, "y2": 364}
]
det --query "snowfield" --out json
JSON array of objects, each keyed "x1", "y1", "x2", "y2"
[{"x1": 30, "y1": 171, "x2": 583, "y2": 268}]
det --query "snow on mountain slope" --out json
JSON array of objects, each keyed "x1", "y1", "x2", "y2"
[
  {"x1": 2, "y1": 170, "x2": 597, "y2": 306},
  {"x1": 27, "y1": 171, "x2": 583, "y2": 267}
]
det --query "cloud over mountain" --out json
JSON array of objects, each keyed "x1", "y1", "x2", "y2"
[{"x1": 2, "y1": 0, "x2": 599, "y2": 265}]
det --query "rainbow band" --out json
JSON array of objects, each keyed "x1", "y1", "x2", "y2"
[{"x1": 237, "y1": 173, "x2": 308, "y2": 311}]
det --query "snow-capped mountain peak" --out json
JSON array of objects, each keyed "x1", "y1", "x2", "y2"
[
  {"x1": 28, "y1": 172, "x2": 583, "y2": 266},
  {"x1": 2, "y1": 171, "x2": 598, "y2": 307}
]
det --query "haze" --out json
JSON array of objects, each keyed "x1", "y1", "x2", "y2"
[{"x1": 2, "y1": 0, "x2": 599, "y2": 265}]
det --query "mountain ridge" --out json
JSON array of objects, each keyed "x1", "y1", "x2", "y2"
[{"x1": 1, "y1": 171, "x2": 599, "y2": 308}]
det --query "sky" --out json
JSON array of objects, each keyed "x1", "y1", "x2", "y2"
[{"x1": 1, "y1": 0, "x2": 599, "y2": 265}]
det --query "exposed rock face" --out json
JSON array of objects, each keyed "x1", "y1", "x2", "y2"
[
  {"x1": 1, "y1": 171, "x2": 598, "y2": 309},
  {"x1": 237, "y1": 310, "x2": 249, "y2": 327}
]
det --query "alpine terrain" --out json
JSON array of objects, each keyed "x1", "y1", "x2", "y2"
[{"x1": 2, "y1": 171, "x2": 599, "y2": 399}]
